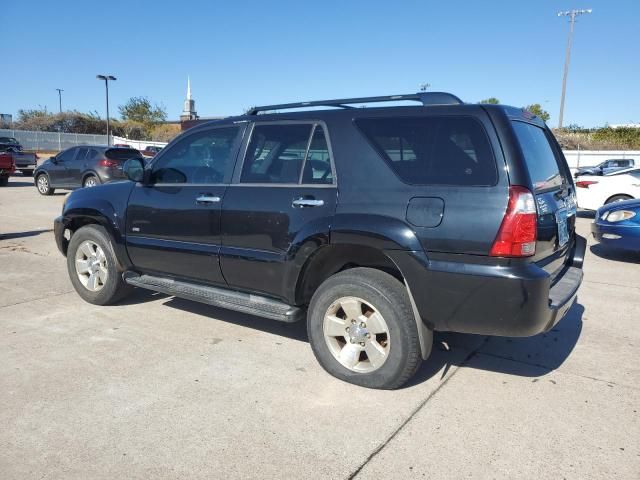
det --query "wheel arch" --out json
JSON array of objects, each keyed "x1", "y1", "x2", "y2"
[
  {"x1": 58, "y1": 206, "x2": 131, "y2": 269},
  {"x1": 293, "y1": 243, "x2": 432, "y2": 360}
]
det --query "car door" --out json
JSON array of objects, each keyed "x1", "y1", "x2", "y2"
[
  {"x1": 48, "y1": 147, "x2": 77, "y2": 186},
  {"x1": 125, "y1": 124, "x2": 245, "y2": 285},
  {"x1": 220, "y1": 121, "x2": 338, "y2": 300},
  {"x1": 68, "y1": 147, "x2": 88, "y2": 186}
]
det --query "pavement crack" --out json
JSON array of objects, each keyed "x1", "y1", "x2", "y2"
[
  {"x1": 0, "y1": 290, "x2": 74, "y2": 309},
  {"x1": 475, "y1": 351, "x2": 639, "y2": 391},
  {"x1": 348, "y1": 340, "x2": 488, "y2": 479},
  {"x1": 583, "y1": 279, "x2": 640, "y2": 290}
]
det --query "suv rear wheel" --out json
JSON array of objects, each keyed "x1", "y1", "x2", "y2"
[
  {"x1": 307, "y1": 267, "x2": 424, "y2": 389},
  {"x1": 83, "y1": 175, "x2": 100, "y2": 188},
  {"x1": 605, "y1": 194, "x2": 633, "y2": 204},
  {"x1": 67, "y1": 224, "x2": 131, "y2": 305}
]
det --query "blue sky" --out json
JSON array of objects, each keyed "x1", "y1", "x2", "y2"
[{"x1": 2, "y1": 0, "x2": 638, "y2": 127}]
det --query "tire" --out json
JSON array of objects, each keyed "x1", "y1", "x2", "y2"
[
  {"x1": 0, "y1": 176, "x2": 8, "y2": 187},
  {"x1": 21, "y1": 169, "x2": 34, "y2": 177},
  {"x1": 83, "y1": 174, "x2": 100, "y2": 188},
  {"x1": 66, "y1": 224, "x2": 131, "y2": 305},
  {"x1": 307, "y1": 267, "x2": 426, "y2": 389},
  {"x1": 35, "y1": 173, "x2": 55, "y2": 195},
  {"x1": 605, "y1": 194, "x2": 633, "y2": 204}
]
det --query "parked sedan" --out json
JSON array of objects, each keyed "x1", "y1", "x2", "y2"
[
  {"x1": 591, "y1": 199, "x2": 640, "y2": 252},
  {"x1": 576, "y1": 168, "x2": 640, "y2": 210},
  {"x1": 34, "y1": 145, "x2": 143, "y2": 195}
]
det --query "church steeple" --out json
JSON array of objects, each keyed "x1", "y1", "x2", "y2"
[{"x1": 180, "y1": 76, "x2": 198, "y2": 121}]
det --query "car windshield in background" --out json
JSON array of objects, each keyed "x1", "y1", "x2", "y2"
[
  {"x1": 105, "y1": 148, "x2": 142, "y2": 161},
  {"x1": 512, "y1": 121, "x2": 564, "y2": 192},
  {"x1": 0, "y1": 137, "x2": 18, "y2": 143}
]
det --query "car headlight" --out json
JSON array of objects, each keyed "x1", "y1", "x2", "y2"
[{"x1": 604, "y1": 210, "x2": 636, "y2": 222}]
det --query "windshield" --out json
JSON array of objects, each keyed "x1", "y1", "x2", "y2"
[{"x1": 0, "y1": 137, "x2": 18, "y2": 143}]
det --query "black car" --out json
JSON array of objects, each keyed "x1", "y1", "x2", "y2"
[
  {"x1": 0, "y1": 136, "x2": 22, "y2": 150},
  {"x1": 53, "y1": 92, "x2": 585, "y2": 389},
  {"x1": 34, "y1": 145, "x2": 143, "y2": 195}
]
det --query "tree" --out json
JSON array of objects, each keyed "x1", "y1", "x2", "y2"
[
  {"x1": 523, "y1": 104, "x2": 550, "y2": 122},
  {"x1": 118, "y1": 97, "x2": 167, "y2": 123},
  {"x1": 478, "y1": 97, "x2": 500, "y2": 104}
]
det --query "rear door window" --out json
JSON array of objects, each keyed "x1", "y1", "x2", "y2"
[
  {"x1": 511, "y1": 121, "x2": 565, "y2": 192},
  {"x1": 241, "y1": 124, "x2": 313, "y2": 184},
  {"x1": 356, "y1": 116, "x2": 497, "y2": 186}
]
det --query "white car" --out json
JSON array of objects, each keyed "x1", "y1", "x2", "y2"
[{"x1": 576, "y1": 168, "x2": 640, "y2": 210}]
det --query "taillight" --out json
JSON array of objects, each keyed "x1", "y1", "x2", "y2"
[
  {"x1": 490, "y1": 186, "x2": 538, "y2": 257},
  {"x1": 98, "y1": 159, "x2": 119, "y2": 168},
  {"x1": 575, "y1": 180, "x2": 598, "y2": 188}
]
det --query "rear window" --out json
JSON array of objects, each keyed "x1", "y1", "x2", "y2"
[
  {"x1": 512, "y1": 121, "x2": 564, "y2": 191},
  {"x1": 105, "y1": 148, "x2": 142, "y2": 161},
  {"x1": 356, "y1": 116, "x2": 497, "y2": 186}
]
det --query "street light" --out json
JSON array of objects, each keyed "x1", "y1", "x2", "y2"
[
  {"x1": 557, "y1": 8, "x2": 592, "y2": 128},
  {"x1": 96, "y1": 74, "x2": 117, "y2": 145},
  {"x1": 55, "y1": 88, "x2": 64, "y2": 114}
]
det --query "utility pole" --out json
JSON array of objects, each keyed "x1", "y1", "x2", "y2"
[
  {"x1": 96, "y1": 74, "x2": 117, "y2": 145},
  {"x1": 557, "y1": 8, "x2": 592, "y2": 128},
  {"x1": 55, "y1": 88, "x2": 64, "y2": 114}
]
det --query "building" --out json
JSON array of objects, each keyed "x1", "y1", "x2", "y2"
[
  {"x1": 178, "y1": 77, "x2": 225, "y2": 131},
  {"x1": 179, "y1": 77, "x2": 198, "y2": 123}
]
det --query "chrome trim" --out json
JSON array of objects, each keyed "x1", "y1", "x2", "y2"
[
  {"x1": 196, "y1": 195, "x2": 221, "y2": 204},
  {"x1": 292, "y1": 198, "x2": 325, "y2": 207}
]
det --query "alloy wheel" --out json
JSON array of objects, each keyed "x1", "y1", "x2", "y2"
[
  {"x1": 323, "y1": 296, "x2": 390, "y2": 373},
  {"x1": 74, "y1": 240, "x2": 108, "y2": 291}
]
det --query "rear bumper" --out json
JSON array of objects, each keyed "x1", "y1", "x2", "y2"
[{"x1": 387, "y1": 234, "x2": 586, "y2": 337}]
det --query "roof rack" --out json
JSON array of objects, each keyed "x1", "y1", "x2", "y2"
[{"x1": 246, "y1": 92, "x2": 463, "y2": 115}]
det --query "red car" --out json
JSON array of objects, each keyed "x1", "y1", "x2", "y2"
[{"x1": 0, "y1": 151, "x2": 16, "y2": 186}]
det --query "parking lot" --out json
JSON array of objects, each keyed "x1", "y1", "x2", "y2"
[{"x1": 1, "y1": 174, "x2": 639, "y2": 479}]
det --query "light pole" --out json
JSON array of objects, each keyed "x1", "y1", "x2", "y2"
[
  {"x1": 55, "y1": 88, "x2": 64, "y2": 114},
  {"x1": 557, "y1": 8, "x2": 592, "y2": 128},
  {"x1": 96, "y1": 74, "x2": 116, "y2": 145}
]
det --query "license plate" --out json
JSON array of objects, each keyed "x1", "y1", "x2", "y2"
[{"x1": 556, "y1": 208, "x2": 569, "y2": 248}]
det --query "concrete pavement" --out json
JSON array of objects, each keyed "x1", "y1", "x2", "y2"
[{"x1": 1, "y1": 175, "x2": 638, "y2": 479}]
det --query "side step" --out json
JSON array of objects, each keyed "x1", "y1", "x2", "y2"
[{"x1": 123, "y1": 273, "x2": 304, "y2": 323}]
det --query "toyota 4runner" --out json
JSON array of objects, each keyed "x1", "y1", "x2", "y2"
[{"x1": 54, "y1": 92, "x2": 585, "y2": 389}]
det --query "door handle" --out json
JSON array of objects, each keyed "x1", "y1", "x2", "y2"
[
  {"x1": 292, "y1": 198, "x2": 324, "y2": 208},
  {"x1": 196, "y1": 194, "x2": 221, "y2": 204}
]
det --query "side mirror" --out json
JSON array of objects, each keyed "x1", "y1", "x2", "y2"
[
  {"x1": 123, "y1": 158, "x2": 145, "y2": 183},
  {"x1": 50, "y1": 156, "x2": 58, "y2": 164}
]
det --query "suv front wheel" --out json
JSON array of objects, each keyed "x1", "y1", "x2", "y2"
[
  {"x1": 307, "y1": 267, "x2": 425, "y2": 389},
  {"x1": 66, "y1": 224, "x2": 131, "y2": 305}
]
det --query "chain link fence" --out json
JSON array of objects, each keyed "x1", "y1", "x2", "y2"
[{"x1": 0, "y1": 129, "x2": 109, "y2": 152}]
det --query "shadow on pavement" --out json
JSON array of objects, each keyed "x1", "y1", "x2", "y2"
[
  {"x1": 589, "y1": 244, "x2": 640, "y2": 264},
  {"x1": 0, "y1": 229, "x2": 53, "y2": 240},
  {"x1": 135, "y1": 289, "x2": 584, "y2": 387},
  {"x1": 577, "y1": 209, "x2": 595, "y2": 219},
  {"x1": 6, "y1": 180, "x2": 34, "y2": 187},
  {"x1": 408, "y1": 302, "x2": 584, "y2": 386}
]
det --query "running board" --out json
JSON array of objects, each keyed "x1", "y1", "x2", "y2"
[{"x1": 123, "y1": 273, "x2": 304, "y2": 323}]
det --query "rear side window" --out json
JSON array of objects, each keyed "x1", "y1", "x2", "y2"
[
  {"x1": 512, "y1": 121, "x2": 564, "y2": 192},
  {"x1": 356, "y1": 116, "x2": 497, "y2": 186},
  {"x1": 105, "y1": 148, "x2": 142, "y2": 161}
]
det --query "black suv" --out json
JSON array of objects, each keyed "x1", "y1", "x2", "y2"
[
  {"x1": 53, "y1": 93, "x2": 585, "y2": 389},
  {"x1": 34, "y1": 145, "x2": 143, "y2": 195}
]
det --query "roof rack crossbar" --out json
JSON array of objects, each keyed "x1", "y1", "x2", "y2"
[{"x1": 246, "y1": 92, "x2": 463, "y2": 115}]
